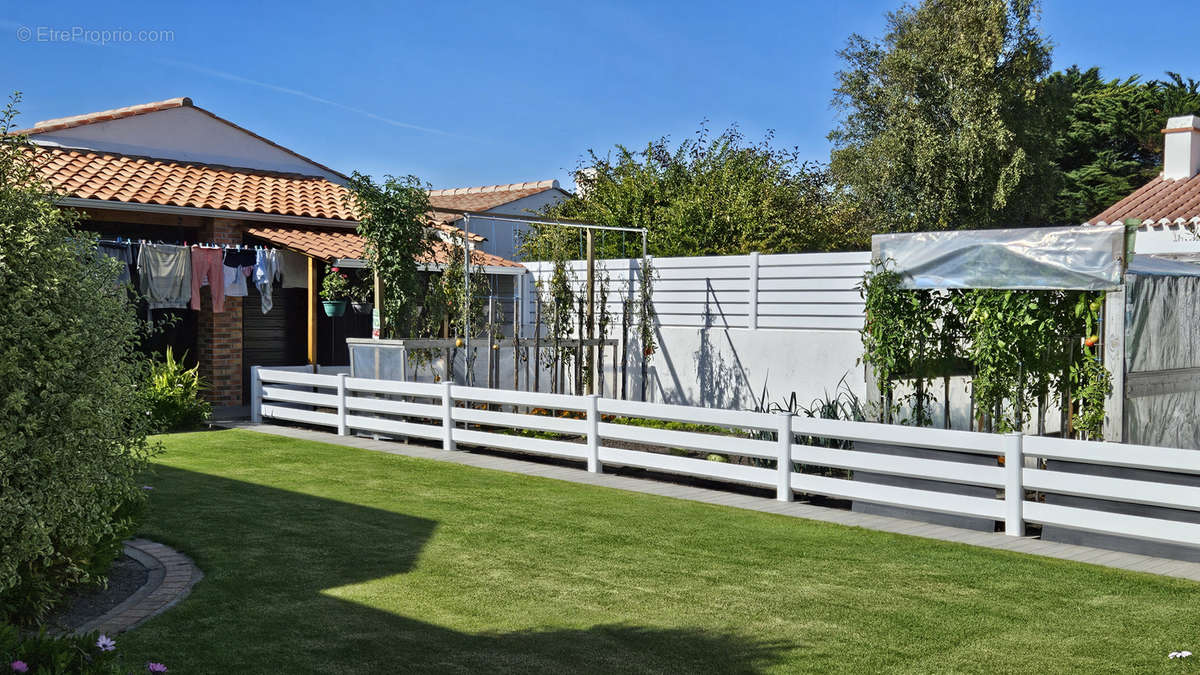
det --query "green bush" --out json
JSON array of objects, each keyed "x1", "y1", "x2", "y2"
[
  {"x1": 0, "y1": 95, "x2": 153, "y2": 624},
  {"x1": 145, "y1": 348, "x2": 211, "y2": 433}
]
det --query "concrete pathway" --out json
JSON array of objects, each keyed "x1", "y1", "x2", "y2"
[{"x1": 226, "y1": 422, "x2": 1200, "y2": 583}]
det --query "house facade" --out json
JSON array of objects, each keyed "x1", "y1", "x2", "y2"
[
  {"x1": 1087, "y1": 114, "x2": 1200, "y2": 257},
  {"x1": 17, "y1": 97, "x2": 535, "y2": 410}
]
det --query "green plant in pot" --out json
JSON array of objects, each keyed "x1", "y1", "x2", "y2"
[{"x1": 321, "y1": 265, "x2": 350, "y2": 317}]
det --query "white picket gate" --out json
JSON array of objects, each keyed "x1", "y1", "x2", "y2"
[{"x1": 251, "y1": 366, "x2": 1200, "y2": 549}]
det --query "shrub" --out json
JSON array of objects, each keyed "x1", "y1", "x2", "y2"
[
  {"x1": 145, "y1": 348, "x2": 211, "y2": 433},
  {"x1": 0, "y1": 94, "x2": 153, "y2": 624}
]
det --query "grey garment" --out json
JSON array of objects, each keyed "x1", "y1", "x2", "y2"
[
  {"x1": 98, "y1": 243, "x2": 133, "y2": 284},
  {"x1": 137, "y1": 244, "x2": 192, "y2": 310},
  {"x1": 253, "y1": 249, "x2": 281, "y2": 313},
  {"x1": 279, "y1": 250, "x2": 309, "y2": 289}
]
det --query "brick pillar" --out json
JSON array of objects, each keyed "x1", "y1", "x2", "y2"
[{"x1": 197, "y1": 218, "x2": 244, "y2": 407}]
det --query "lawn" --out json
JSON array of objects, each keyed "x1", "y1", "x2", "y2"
[{"x1": 120, "y1": 429, "x2": 1200, "y2": 673}]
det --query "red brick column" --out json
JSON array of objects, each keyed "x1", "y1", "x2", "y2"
[{"x1": 196, "y1": 218, "x2": 244, "y2": 407}]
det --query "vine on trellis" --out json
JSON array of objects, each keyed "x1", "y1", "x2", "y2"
[{"x1": 860, "y1": 264, "x2": 1112, "y2": 438}]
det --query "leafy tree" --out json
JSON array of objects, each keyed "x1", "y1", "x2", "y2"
[
  {"x1": 1050, "y1": 68, "x2": 1200, "y2": 224},
  {"x1": 0, "y1": 94, "x2": 152, "y2": 623},
  {"x1": 830, "y1": 0, "x2": 1068, "y2": 232},
  {"x1": 343, "y1": 173, "x2": 433, "y2": 338},
  {"x1": 532, "y1": 125, "x2": 865, "y2": 257}
]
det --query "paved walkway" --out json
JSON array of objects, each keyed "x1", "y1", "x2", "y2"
[
  {"x1": 74, "y1": 539, "x2": 203, "y2": 636},
  {"x1": 228, "y1": 422, "x2": 1200, "y2": 583}
]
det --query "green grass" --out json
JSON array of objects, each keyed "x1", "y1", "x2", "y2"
[{"x1": 120, "y1": 429, "x2": 1200, "y2": 673}]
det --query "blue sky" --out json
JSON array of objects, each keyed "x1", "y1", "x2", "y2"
[{"x1": 4, "y1": 1, "x2": 1196, "y2": 189}]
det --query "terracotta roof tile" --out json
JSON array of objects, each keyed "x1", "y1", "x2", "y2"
[
  {"x1": 427, "y1": 179, "x2": 561, "y2": 213},
  {"x1": 245, "y1": 225, "x2": 522, "y2": 267},
  {"x1": 1088, "y1": 174, "x2": 1200, "y2": 226},
  {"x1": 33, "y1": 146, "x2": 356, "y2": 221},
  {"x1": 11, "y1": 97, "x2": 192, "y2": 135}
]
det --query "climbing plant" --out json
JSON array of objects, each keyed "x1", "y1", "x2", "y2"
[{"x1": 860, "y1": 265, "x2": 1112, "y2": 437}]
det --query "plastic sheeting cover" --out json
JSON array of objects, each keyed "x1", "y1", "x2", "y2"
[
  {"x1": 873, "y1": 224, "x2": 1125, "y2": 290},
  {"x1": 1123, "y1": 268, "x2": 1200, "y2": 448}
]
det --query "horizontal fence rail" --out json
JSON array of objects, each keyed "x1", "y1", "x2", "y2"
[{"x1": 251, "y1": 366, "x2": 1200, "y2": 551}]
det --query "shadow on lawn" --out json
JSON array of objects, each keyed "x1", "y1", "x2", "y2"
[{"x1": 134, "y1": 465, "x2": 796, "y2": 673}]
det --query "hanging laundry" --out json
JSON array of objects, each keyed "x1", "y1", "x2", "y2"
[
  {"x1": 222, "y1": 249, "x2": 254, "y2": 298},
  {"x1": 138, "y1": 244, "x2": 192, "y2": 310},
  {"x1": 190, "y1": 246, "x2": 226, "y2": 312},
  {"x1": 279, "y1": 250, "x2": 309, "y2": 288},
  {"x1": 253, "y1": 249, "x2": 281, "y2": 313},
  {"x1": 98, "y1": 241, "x2": 133, "y2": 284}
]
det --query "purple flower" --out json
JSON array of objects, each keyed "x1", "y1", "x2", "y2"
[
  {"x1": 11, "y1": 662, "x2": 29, "y2": 673},
  {"x1": 142, "y1": 486, "x2": 155, "y2": 491},
  {"x1": 147, "y1": 663, "x2": 168, "y2": 673},
  {"x1": 96, "y1": 634, "x2": 116, "y2": 652}
]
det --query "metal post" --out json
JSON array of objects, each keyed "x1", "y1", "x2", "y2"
[
  {"x1": 250, "y1": 366, "x2": 262, "y2": 423},
  {"x1": 462, "y1": 214, "x2": 471, "y2": 385},
  {"x1": 1004, "y1": 432, "x2": 1024, "y2": 536},
  {"x1": 485, "y1": 296, "x2": 495, "y2": 389},
  {"x1": 442, "y1": 381, "x2": 455, "y2": 452},
  {"x1": 337, "y1": 373, "x2": 348, "y2": 436},
  {"x1": 777, "y1": 412, "x2": 793, "y2": 502},
  {"x1": 586, "y1": 394, "x2": 600, "y2": 473}
]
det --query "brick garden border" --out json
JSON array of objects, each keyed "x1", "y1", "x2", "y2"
[{"x1": 73, "y1": 539, "x2": 202, "y2": 636}]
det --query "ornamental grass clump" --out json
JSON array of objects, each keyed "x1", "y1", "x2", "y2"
[{"x1": 0, "y1": 94, "x2": 153, "y2": 624}]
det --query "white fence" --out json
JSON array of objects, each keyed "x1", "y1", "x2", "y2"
[
  {"x1": 520, "y1": 251, "x2": 872, "y2": 408},
  {"x1": 520, "y1": 251, "x2": 870, "y2": 331},
  {"x1": 252, "y1": 366, "x2": 1200, "y2": 549}
]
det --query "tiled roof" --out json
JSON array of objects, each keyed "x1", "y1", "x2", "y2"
[
  {"x1": 34, "y1": 146, "x2": 357, "y2": 221},
  {"x1": 245, "y1": 225, "x2": 522, "y2": 267},
  {"x1": 1088, "y1": 174, "x2": 1200, "y2": 226},
  {"x1": 11, "y1": 97, "x2": 192, "y2": 135},
  {"x1": 427, "y1": 179, "x2": 561, "y2": 214}
]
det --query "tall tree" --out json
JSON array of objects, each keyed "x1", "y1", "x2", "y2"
[
  {"x1": 532, "y1": 125, "x2": 866, "y2": 258},
  {"x1": 829, "y1": 0, "x2": 1068, "y2": 233},
  {"x1": 1050, "y1": 68, "x2": 1200, "y2": 224}
]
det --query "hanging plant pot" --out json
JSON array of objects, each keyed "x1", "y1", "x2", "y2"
[
  {"x1": 351, "y1": 301, "x2": 373, "y2": 315},
  {"x1": 322, "y1": 299, "x2": 348, "y2": 317}
]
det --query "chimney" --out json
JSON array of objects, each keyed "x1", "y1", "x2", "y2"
[{"x1": 1163, "y1": 115, "x2": 1200, "y2": 180}]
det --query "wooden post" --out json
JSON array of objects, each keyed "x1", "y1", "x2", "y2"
[
  {"x1": 586, "y1": 228, "x2": 595, "y2": 395},
  {"x1": 513, "y1": 298, "x2": 520, "y2": 392},
  {"x1": 1102, "y1": 288, "x2": 1125, "y2": 442},
  {"x1": 485, "y1": 296, "x2": 495, "y2": 389},
  {"x1": 576, "y1": 297, "x2": 584, "y2": 395},
  {"x1": 534, "y1": 294, "x2": 542, "y2": 393},
  {"x1": 307, "y1": 256, "x2": 318, "y2": 371},
  {"x1": 372, "y1": 269, "x2": 383, "y2": 338}
]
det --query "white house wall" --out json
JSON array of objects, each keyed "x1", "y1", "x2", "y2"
[
  {"x1": 466, "y1": 190, "x2": 570, "y2": 262},
  {"x1": 30, "y1": 106, "x2": 345, "y2": 182}
]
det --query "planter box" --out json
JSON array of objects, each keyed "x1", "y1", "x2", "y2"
[
  {"x1": 850, "y1": 441, "x2": 998, "y2": 532},
  {"x1": 1040, "y1": 459, "x2": 1200, "y2": 561}
]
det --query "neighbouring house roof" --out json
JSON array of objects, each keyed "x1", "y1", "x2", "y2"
[
  {"x1": 13, "y1": 96, "x2": 348, "y2": 181},
  {"x1": 244, "y1": 224, "x2": 523, "y2": 267},
  {"x1": 1088, "y1": 174, "x2": 1200, "y2": 227},
  {"x1": 427, "y1": 180, "x2": 564, "y2": 223}
]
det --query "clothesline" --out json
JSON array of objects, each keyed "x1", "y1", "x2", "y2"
[{"x1": 98, "y1": 238, "x2": 271, "y2": 251}]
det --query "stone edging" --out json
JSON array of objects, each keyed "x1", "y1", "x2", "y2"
[{"x1": 73, "y1": 539, "x2": 203, "y2": 636}]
